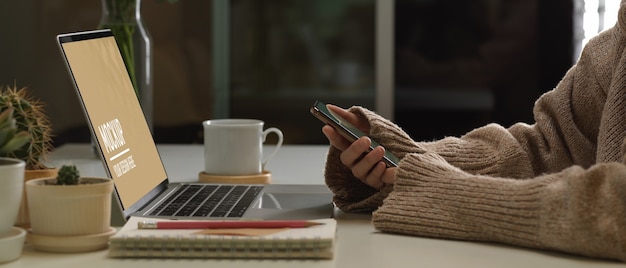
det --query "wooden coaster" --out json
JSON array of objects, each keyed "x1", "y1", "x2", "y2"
[{"x1": 198, "y1": 170, "x2": 271, "y2": 184}]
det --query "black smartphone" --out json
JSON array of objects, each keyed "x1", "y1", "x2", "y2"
[{"x1": 310, "y1": 100, "x2": 399, "y2": 167}]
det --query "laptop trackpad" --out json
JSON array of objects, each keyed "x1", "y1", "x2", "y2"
[
  {"x1": 245, "y1": 187, "x2": 335, "y2": 220},
  {"x1": 258, "y1": 193, "x2": 331, "y2": 209}
]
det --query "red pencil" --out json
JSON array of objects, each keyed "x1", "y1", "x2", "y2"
[{"x1": 137, "y1": 220, "x2": 324, "y2": 229}]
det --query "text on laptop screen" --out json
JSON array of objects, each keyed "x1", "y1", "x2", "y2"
[{"x1": 60, "y1": 35, "x2": 167, "y2": 208}]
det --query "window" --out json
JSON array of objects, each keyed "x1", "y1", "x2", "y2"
[
  {"x1": 574, "y1": 0, "x2": 620, "y2": 59},
  {"x1": 213, "y1": 0, "x2": 378, "y2": 144}
]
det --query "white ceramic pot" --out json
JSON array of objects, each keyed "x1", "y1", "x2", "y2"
[
  {"x1": 0, "y1": 227, "x2": 26, "y2": 263},
  {"x1": 26, "y1": 177, "x2": 113, "y2": 236},
  {"x1": 0, "y1": 158, "x2": 25, "y2": 234}
]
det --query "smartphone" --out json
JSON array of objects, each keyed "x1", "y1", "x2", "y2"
[{"x1": 310, "y1": 100, "x2": 399, "y2": 167}]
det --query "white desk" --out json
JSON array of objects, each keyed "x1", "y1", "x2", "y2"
[{"x1": 6, "y1": 144, "x2": 624, "y2": 267}]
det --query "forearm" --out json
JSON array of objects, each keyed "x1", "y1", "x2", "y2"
[
  {"x1": 373, "y1": 152, "x2": 626, "y2": 261},
  {"x1": 420, "y1": 124, "x2": 536, "y2": 178}
]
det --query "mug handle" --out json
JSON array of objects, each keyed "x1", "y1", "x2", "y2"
[{"x1": 261, "y1": 127, "x2": 283, "y2": 171}]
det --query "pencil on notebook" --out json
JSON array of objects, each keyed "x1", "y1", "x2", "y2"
[{"x1": 137, "y1": 220, "x2": 324, "y2": 229}]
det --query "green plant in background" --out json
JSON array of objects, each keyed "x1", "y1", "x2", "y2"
[
  {"x1": 0, "y1": 85, "x2": 53, "y2": 170},
  {"x1": 0, "y1": 107, "x2": 30, "y2": 156},
  {"x1": 100, "y1": 0, "x2": 179, "y2": 98},
  {"x1": 100, "y1": 0, "x2": 142, "y2": 97},
  {"x1": 56, "y1": 164, "x2": 80, "y2": 185}
]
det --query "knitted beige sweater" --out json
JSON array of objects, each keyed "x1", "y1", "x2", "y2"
[{"x1": 324, "y1": 2, "x2": 626, "y2": 262}]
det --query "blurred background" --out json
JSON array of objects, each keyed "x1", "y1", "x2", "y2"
[{"x1": 0, "y1": 0, "x2": 616, "y2": 147}]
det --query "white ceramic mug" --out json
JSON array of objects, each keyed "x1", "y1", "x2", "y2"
[
  {"x1": 203, "y1": 119, "x2": 283, "y2": 176},
  {"x1": 0, "y1": 158, "x2": 25, "y2": 235}
]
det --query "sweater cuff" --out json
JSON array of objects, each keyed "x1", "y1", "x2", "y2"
[{"x1": 372, "y1": 152, "x2": 543, "y2": 248}]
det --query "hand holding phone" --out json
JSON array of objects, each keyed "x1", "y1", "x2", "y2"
[{"x1": 310, "y1": 101, "x2": 399, "y2": 167}]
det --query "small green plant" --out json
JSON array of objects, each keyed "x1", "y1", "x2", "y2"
[
  {"x1": 0, "y1": 84, "x2": 53, "y2": 169},
  {"x1": 56, "y1": 165, "x2": 80, "y2": 185}
]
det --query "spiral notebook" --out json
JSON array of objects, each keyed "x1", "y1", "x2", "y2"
[{"x1": 108, "y1": 216, "x2": 337, "y2": 259}]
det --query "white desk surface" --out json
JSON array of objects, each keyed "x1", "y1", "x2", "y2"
[{"x1": 6, "y1": 143, "x2": 624, "y2": 267}]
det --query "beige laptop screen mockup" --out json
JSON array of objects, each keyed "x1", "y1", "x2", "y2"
[{"x1": 59, "y1": 31, "x2": 165, "y2": 209}]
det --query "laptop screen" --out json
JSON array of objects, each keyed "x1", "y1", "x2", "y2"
[{"x1": 57, "y1": 30, "x2": 167, "y2": 212}]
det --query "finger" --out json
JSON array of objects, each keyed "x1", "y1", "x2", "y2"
[
  {"x1": 381, "y1": 167, "x2": 397, "y2": 184},
  {"x1": 351, "y1": 145, "x2": 385, "y2": 179},
  {"x1": 322, "y1": 125, "x2": 351, "y2": 151},
  {"x1": 340, "y1": 137, "x2": 372, "y2": 168},
  {"x1": 327, "y1": 104, "x2": 355, "y2": 121},
  {"x1": 327, "y1": 104, "x2": 370, "y2": 133},
  {"x1": 362, "y1": 162, "x2": 387, "y2": 189}
]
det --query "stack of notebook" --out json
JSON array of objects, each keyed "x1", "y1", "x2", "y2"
[{"x1": 108, "y1": 216, "x2": 337, "y2": 259}]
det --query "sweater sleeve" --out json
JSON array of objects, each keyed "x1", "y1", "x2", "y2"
[{"x1": 372, "y1": 152, "x2": 626, "y2": 262}]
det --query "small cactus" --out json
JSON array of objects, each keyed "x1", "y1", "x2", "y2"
[{"x1": 56, "y1": 164, "x2": 80, "y2": 185}]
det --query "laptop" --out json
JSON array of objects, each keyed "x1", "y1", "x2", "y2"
[{"x1": 56, "y1": 29, "x2": 334, "y2": 223}]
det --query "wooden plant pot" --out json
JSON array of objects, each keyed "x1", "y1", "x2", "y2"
[{"x1": 25, "y1": 177, "x2": 113, "y2": 236}]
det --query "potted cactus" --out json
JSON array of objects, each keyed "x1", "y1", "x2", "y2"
[
  {"x1": 0, "y1": 84, "x2": 57, "y2": 226},
  {"x1": 25, "y1": 164, "x2": 115, "y2": 253}
]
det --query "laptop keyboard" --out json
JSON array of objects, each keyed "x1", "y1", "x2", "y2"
[{"x1": 149, "y1": 184, "x2": 264, "y2": 218}]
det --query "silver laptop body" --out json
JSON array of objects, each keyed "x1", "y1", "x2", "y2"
[{"x1": 56, "y1": 29, "x2": 333, "y2": 223}]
